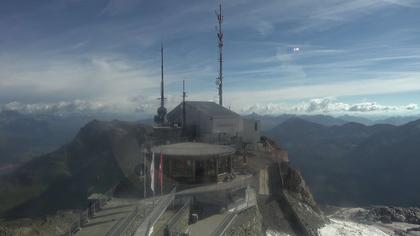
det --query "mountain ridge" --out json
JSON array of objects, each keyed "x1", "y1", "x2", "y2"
[
  {"x1": 0, "y1": 120, "x2": 150, "y2": 218},
  {"x1": 265, "y1": 117, "x2": 420, "y2": 207}
]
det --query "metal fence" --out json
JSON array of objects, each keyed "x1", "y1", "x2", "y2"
[
  {"x1": 105, "y1": 206, "x2": 140, "y2": 236},
  {"x1": 135, "y1": 187, "x2": 177, "y2": 236},
  {"x1": 165, "y1": 198, "x2": 192, "y2": 236},
  {"x1": 210, "y1": 213, "x2": 238, "y2": 236},
  {"x1": 60, "y1": 185, "x2": 116, "y2": 236},
  {"x1": 59, "y1": 209, "x2": 90, "y2": 236},
  {"x1": 176, "y1": 175, "x2": 253, "y2": 196}
]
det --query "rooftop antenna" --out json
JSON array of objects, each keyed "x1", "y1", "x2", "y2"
[
  {"x1": 160, "y1": 43, "x2": 165, "y2": 109},
  {"x1": 215, "y1": 3, "x2": 224, "y2": 106},
  {"x1": 182, "y1": 80, "x2": 187, "y2": 131},
  {"x1": 154, "y1": 43, "x2": 167, "y2": 126}
]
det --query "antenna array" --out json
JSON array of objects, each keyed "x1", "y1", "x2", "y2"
[{"x1": 216, "y1": 3, "x2": 224, "y2": 106}]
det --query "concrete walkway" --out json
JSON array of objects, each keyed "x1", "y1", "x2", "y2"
[
  {"x1": 177, "y1": 175, "x2": 253, "y2": 196},
  {"x1": 188, "y1": 213, "x2": 228, "y2": 236},
  {"x1": 76, "y1": 197, "x2": 162, "y2": 236},
  {"x1": 76, "y1": 198, "x2": 140, "y2": 236}
]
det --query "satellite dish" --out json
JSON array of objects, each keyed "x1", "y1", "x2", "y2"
[{"x1": 215, "y1": 79, "x2": 221, "y2": 86}]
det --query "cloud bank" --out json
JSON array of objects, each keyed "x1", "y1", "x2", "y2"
[
  {"x1": 1, "y1": 100, "x2": 111, "y2": 115},
  {"x1": 1, "y1": 97, "x2": 418, "y2": 117},
  {"x1": 240, "y1": 97, "x2": 419, "y2": 115}
]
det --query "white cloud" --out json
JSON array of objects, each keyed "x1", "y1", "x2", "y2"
[
  {"x1": 256, "y1": 21, "x2": 274, "y2": 36},
  {"x1": 224, "y1": 77, "x2": 420, "y2": 107},
  {"x1": 405, "y1": 103, "x2": 418, "y2": 110},
  {"x1": 306, "y1": 97, "x2": 341, "y2": 112},
  {"x1": 0, "y1": 53, "x2": 159, "y2": 102},
  {"x1": 291, "y1": 0, "x2": 417, "y2": 32},
  {"x1": 1, "y1": 100, "x2": 111, "y2": 115},
  {"x1": 239, "y1": 103, "x2": 290, "y2": 115},
  {"x1": 239, "y1": 97, "x2": 418, "y2": 115},
  {"x1": 226, "y1": 0, "x2": 418, "y2": 34},
  {"x1": 348, "y1": 102, "x2": 395, "y2": 112},
  {"x1": 131, "y1": 94, "x2": 182, "y2": 114},
  {"x1": 2, "y1": 96, "x2": 417, "y2": 117}
]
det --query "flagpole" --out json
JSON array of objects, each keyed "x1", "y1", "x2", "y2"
[
  {"x1": 151, "y1": 152, "x2": 155, "y2": 208},
  {"x1": 143, "y1": 149, "x2": 147, "y2": 216},
  {"x1": 143, "y1": 150, "x2": 147, "y2": 199},
  {"x1": 160, "y1": 151, "x2": 163, "y2": 196}
]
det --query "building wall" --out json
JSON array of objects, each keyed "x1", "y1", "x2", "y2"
[
  {"x1": 212, "y1": 116, "x2": 241, "y2": 135},
  {"x1": 239, "y1": 119, "x2": 260, "y2": 144},
  {"x1": 167, "y1": 103, "x2": 210, "y2": 137},
  {"x1": 167, "y1": 103, "x2": 260, "y2": 144}
]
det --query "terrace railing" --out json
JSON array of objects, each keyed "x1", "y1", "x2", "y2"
[
  {"x1": 165, "y1": 198, "x2": 192, "y2": 236},
  {"x1": 134, "y1": 187, "x2": 177, "y2": 236}
]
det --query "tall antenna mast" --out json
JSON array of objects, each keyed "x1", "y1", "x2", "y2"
[
  {"x1": 160, "y1": 43, "x2": 164, "y2": 108},
  {"x1": 216, "y1": 3, "x2": 224, "y2": 106},
  {"x1": 182, "y1": 80, "x2": 187, "y2": 131},
  {"x1": 154, "y1": 43, "x2": 167, "y2": 126}
]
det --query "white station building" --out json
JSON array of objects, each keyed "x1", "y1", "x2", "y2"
[{"x1": 167, "y1": 101, "x2": 260, "y2": 144}]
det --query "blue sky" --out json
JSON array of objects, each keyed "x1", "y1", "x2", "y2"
[{"x1": 0, "y1": 0, "x2": 420, "y2": 117}]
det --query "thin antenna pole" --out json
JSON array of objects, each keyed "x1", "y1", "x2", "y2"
[
  {"x1": 216, "y1": 3, "x2": 224, "y2": 106},
  {"x1": 154, "y1": 44, "x2": 167, "y2": 126},
  {"x1": 161, "y1": 43, "x2": 164, "y2": 108},
  {"x1": 144, "y1": 149, "x2": 147, "y2": 198},
  {"x1": 182, "y1": 80, "x2": 187, "y2": 130},
  {"x1": 143, "y1": 152, "x2": 146, "y2": 216}
]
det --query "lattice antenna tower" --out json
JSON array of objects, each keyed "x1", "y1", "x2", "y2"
[{"x1": 215, "y1": 3, "x2": 224, "y2": 106}]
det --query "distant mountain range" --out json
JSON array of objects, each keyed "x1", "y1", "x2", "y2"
[
  {"x1": 245, "y1": 113, "x2": 347, "y2": 130},
  {"x1": 0, "y1": 111, "x2": 90, "y2": 170},
  {"x1": 2, "y1": 110, "x2": 420, "y2": 210},
  {"x1": 245, "y1": 113, "x2": 420, "y2": 131},
  {"x1": 1, "y1": 110, "x2": 418, "y2": 171},
  {"x1": 265, "y1": 118, "x2": 420, "y2": 207}
]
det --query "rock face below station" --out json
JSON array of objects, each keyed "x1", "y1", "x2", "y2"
[
  {"x1": 257, "y1": 160, "x2": 328, "y2": 236},
  {"x1": 341, "y1": 206, "x2": 420, "y2": 225}
]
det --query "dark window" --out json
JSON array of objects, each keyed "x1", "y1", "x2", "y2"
[{"x1": 254, "y1": 122, "x2": 258, "y2": 131}]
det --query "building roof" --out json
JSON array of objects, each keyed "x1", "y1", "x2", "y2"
[
  {"x1": 168, "y1": 101, "x2": 240, "y2": 119},
  {"x1": 151, "y1": 142, "x2": 235, "y2": 160},
  {"x1": 186, "y1": 101, "x2": 239, "y2": 117}
]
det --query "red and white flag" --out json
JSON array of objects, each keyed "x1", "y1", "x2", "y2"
[
  {"x1": 150, "y1": 152, "x2": 155, "y2": 194},
  {"x1": 159, "y1": 152, "x2": 163, "y2": 195}
]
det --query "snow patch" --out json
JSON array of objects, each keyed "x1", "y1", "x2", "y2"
[
  {"x1": 319, "y1": 219, "x2": 389, "y2": 236},
  {"x1": 265, "y1": 229, "x2": 290, "y2": 236}
]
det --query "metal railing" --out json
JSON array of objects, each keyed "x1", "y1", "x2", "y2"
[
  {"x1": 176, "y1": 175, "x2": 253, "y2": 196},
  {"x1": 105, "y1": 206, "x2": 139, "y2": 236},
  {"x1": 165, "y1": 198, "x2": 192, "y2": 236},
  {"x1": 210, "y1": 213, "x2": 238, "y2": 236},
  {"x1": 59, "y1": 209, "x2": 88, "y2": 236},
  {"x1": 60, "y1": 185, "x2": 115, "y2": 236},
  {"x1": 135, "y1": 187, "x2": 177, "y2": 236}
]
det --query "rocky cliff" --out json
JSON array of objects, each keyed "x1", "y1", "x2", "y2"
[
  {"x1": 0, "y1": 120, "x2": 151, "y2": 218},
  {"x1": 257, "y1": 160, "x2": 327, "y2": 236}
]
